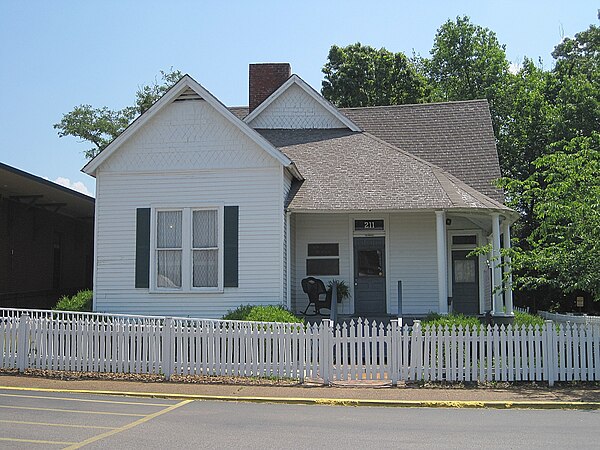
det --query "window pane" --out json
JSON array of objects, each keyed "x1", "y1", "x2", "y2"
[
  {"x1": 357, "y1": 250, "x2": 383, "y2": 277},
  {"x1": 193, "y1": 210, "x2": 218, "y2": 248},
  {"x1": 454, "y1": 260, "x2": 476, "y2": 283},
  {"x1": 452, "y1": 235, "x2": 477, "y2": 245},
  {"x1": 157, "y1": 250, "x2": 181, "y2": 287},
  {"x1": 157, "y1": 211, "x2": 182, "y2": 248},
  {"x1": 193, "y1": 250, "x2": 218, "y2": 287},
  {"x1": 306, "y1": 259, "x2": 339, "y2": 276},
  {"x1": 308, "y1": 243, "x2": 339, "y2": 257}
]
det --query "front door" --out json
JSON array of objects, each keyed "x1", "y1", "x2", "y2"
[
  {"x1": 353, "y1": 237, "x2": 386, "y2": 315},
  {"x1": 452, "y1": 250, "x2": 479, "y2": 315}
]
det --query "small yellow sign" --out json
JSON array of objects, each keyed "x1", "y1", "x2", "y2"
[{"x1": 576, "y1": 296, "x2": 584, "y2": 307}]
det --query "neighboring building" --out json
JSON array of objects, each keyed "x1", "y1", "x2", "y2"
[
  {"x1": 83, "y1": 64, "x2": 517, "y2": 320},
  {"x1": 0, "y1": 162, "x2": 94, "y2": 309}
]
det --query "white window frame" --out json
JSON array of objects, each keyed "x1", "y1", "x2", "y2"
[{"x1": 150, "y1": 205, "x2": 224, "y2": 293}]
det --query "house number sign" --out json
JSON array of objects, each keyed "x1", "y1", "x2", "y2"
[{"x1": 354, "y1": 220, "x2": 384, "y2": 231}]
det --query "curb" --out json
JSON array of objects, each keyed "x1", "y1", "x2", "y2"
[{"x1": 1, "y1": 386, "x2": 600, "y2": 410}]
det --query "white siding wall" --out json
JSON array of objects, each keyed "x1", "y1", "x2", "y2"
[
  {"x1": 292, "y1": 212, "x2": 440, "y2": 316},
  {"x1": 94, "y1": 99, "x2": 286, "y2": 318},
  {"x1": 248, "y1": 84, "x2": 346, "y2": 129},
  {"x1": 293, "y1": 214, "x2": 352, "y2": 315},
  {"x1": 388, "y1": 213, "x2": 439, "y2": 315}
]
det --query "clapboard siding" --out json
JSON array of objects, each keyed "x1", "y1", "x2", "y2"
[
  {"x1": 95, "y1": 169, "x2": 284, "y2": 317},
  {"x1": 388, "y1": 213, "x2": 438, "y2": 314},
  {"x1": 293, "y1": 214, "x2": 352, "y2": 315}
]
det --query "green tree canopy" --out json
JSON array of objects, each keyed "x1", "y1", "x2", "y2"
[
  {"x1": 505, "y1": 134, "x2": 600, "y2": 300},
  {"x1": 55, "y1": 69, "x2": 182, "y2": 159},
  {"x1": 428, "y1": 16, "x2": 510, "y2": 102},
  {"x1": 321, "y1": 43, "x2": 429, "y2": 107}
]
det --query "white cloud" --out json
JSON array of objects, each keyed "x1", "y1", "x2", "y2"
[{"x1": 53, "y1": 177, "x2": 94, "y2": 197}]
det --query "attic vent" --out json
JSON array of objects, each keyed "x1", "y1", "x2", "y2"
[{"x1": 174, "y1": 87, "x2": 203, "y2": 102}]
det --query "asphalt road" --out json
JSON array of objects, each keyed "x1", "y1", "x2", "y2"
[{"x1": 0, "y1": 388, "x2": 599, "y2": 449}]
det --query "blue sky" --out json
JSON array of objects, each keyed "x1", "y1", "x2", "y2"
[{"x1": 0, "y1": 1, "x2": 597, "y2": 197}]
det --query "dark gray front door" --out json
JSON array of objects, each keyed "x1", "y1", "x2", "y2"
[
  {"x1": 354, "y1": 237, "x2": 386, "y2": 315},
  {"x1": 452, "y1": 250, "x2": 479, "y2": 315}
]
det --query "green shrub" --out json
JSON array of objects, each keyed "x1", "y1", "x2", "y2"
[
  {"x1": 421, "y1": 312, "x2": 481, "y2": 331},
  {"x1": 222, "y1": 304, "x2": 304, "y2": 323},
  {"x1": 513, "y1": 311, "x2": 545, "y2": 329},
  {"x1": 53, "y1": 290, "x2": 93, "y2": 312}
]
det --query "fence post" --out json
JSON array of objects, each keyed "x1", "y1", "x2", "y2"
[
  {"x1": 162, "y1": 317, "x2": 174, "y2": 380},
  {"x1": 390, "y1": 319, "x2": 399, "y2": 385},
  {"x1": 544, "y1": 320, "x2": 555, "y2": 387},
  {"x1": 321, "y1": 319, "x2": 333, "y2": 385},
  {"x1": 410, "y1": 320, "x2": 422, "y2": 381},
  {"x1": 17, "y1": 313, "x2": 30, "y2": 372}
]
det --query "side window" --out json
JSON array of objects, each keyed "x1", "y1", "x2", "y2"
[
  {"x1": 156, "y1": 210, "x2": 182, "y2": 288},
  {"x1": 306, "y1": 243, "x2": 339, "y2": 276}
]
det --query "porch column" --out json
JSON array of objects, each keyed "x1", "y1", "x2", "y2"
[
  {"x1": 502, "y1": 220, "x2": 514, "y2": 315},
  {"x1": 491, "y1": 213, "x2": 503, "y2": 315},
  {"x1": 435, "y1": 211, "x2": 448, "y2": 314}
]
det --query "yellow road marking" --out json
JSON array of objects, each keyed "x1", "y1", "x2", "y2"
[
  {"x1": 0, "y1": 419, "x2": 116, "y2": 430},
  {"x1": 0, "y1": 392, "x2": 170, "y2": 407},
  {"x1": 0, "y1": 405, "x2": 145, "y2": 416},
  {"x1": 0, "y1": 436, "x2": 76, "y2": 445},
  {"x1": 63, "y1": 399, "x2": 193, "y2": 450}
]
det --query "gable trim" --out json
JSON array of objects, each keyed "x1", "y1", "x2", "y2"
[
  {"x1": 82, "y1": 75, "x2": 300, "y2": 178},
  {"x1": 243, "y1": 75, "x2": 362, "y2": 132}
]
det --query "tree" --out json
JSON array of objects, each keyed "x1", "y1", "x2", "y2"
[
  {"x1": 321, "y1": 43, "x2": 429, "y2": 107},
  {"x1": 428, "y1": 16, "x2": 510, "y2": 102},
  {"x1": 506, "y1": 134, "x2": 600, "y2": 300},
  {"x1": 55, "y1": 69, "x2": 182, "y2": 159}
]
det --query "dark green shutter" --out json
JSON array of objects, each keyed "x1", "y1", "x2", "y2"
[
  {"x1": 223, "y1": 206, "x2": 239, "y2": 287},
  {"x1": 135, "y1": 208, "x2": 151, "y2": 288}
]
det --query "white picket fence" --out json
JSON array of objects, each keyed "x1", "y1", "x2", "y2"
[
  {"x1": 539, "y1": 310, "x2": 600, "y2": 326},
  {"x1": 1, "y1": 308, "x2": 600, "y2": 385}
]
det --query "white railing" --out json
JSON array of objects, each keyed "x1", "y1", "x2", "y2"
[
  {"x1": 539, "y1": 310, "x2": 600, "y2": 325},
  {"x1": 1, "y1": 308, "x2": 600, "y2": 386},
  {"x1": 514, "y1": 306, "x2": 530, "y2": 314}
]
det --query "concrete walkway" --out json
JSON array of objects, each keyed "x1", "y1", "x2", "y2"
[{"x1": 2, "y1": 374, "x2": 600, "y2": 406}]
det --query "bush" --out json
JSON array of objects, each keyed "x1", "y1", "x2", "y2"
[
  {"x1": 421, "y1": 312, "x2": 481, "y2": 331},
  {"x1": 222, "y1": 304, "x2": 304, "y2": 323},
  {"x1": 53, "y1": 290, "x2": 93, "y2": 312},
  {"x1": 513, "y1": 311, "x2": 545, "y2": 329}
]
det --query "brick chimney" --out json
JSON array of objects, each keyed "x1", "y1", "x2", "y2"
[{"x1": 249, "y1": 63, "x2": 291, "y2": 112}]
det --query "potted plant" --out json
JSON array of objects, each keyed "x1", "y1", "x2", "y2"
[{"x1": 327, "y1": 279, "x2": 351, "y2": 303}]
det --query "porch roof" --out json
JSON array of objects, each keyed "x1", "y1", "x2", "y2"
[{"x1": 257, "y1": 129, "x2": 513, "y2": 214}]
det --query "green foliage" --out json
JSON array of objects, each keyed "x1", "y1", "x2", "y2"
[
  {"x1": 421, "y1": 313, "x2": 481, "y2": 331},
  {"x1": 222, "y1": 305, "x2": 304, "y2": 323},
  {"x1": 53, "y1": 290, "x2": 93, "y2": 312},
  {"x1": 428, "y1": 16, "x2": 509, "y2": 102},
  {"x1": 513, "y1": 311, "x2": 545, "y2": 328},
  {"x1": 321, "y1": 43, "x2": 429, "y2": 107},
  {"x1": 506, "y1": 134, "x2": 600, "y2": 299},
  {"x1": 55, "y1": 69, "x2": 182, "y2": 159},
  {"x1": 327, "y1": 279, "x2": 351, "y2": 300}
]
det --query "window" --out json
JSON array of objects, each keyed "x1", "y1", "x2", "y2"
[
  {"x1": 154, "y1": 207, "x2": 221, "y2": 291},
  {"x1": 306, "y1": 243, "x2": 339, "y2": 276},
  {"x1": 452, "y1": 235, "x2": 477, "y2": 245}
]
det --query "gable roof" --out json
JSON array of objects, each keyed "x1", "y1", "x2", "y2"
[
  {"x1": 244, "y1": 75, "x2": 361, "y2": 131},
  {"x1": 257, "y1": 129, "x2": 512, "y2": 215},
  {"x1": 82, "y1": 75, "x2": 302, "y2": 180},
  {"x1": 341, "y1": 100, "x2": 503, "y2": 202}
]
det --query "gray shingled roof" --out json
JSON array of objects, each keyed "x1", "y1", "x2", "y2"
[
  {"x1": 340, "y1": 100, "x2": 504, "y2": 202},
  {"x1": 257, "y1": 129, "x2": 511, "y2": 213}
]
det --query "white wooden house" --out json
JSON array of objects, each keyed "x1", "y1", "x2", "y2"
[{"x1": 83, "y1": 63, "x2": 517, "y2": 321}]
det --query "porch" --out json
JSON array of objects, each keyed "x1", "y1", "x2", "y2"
[{"x1": 287, "y1": 210, "x2": 515, "y2": 322}]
